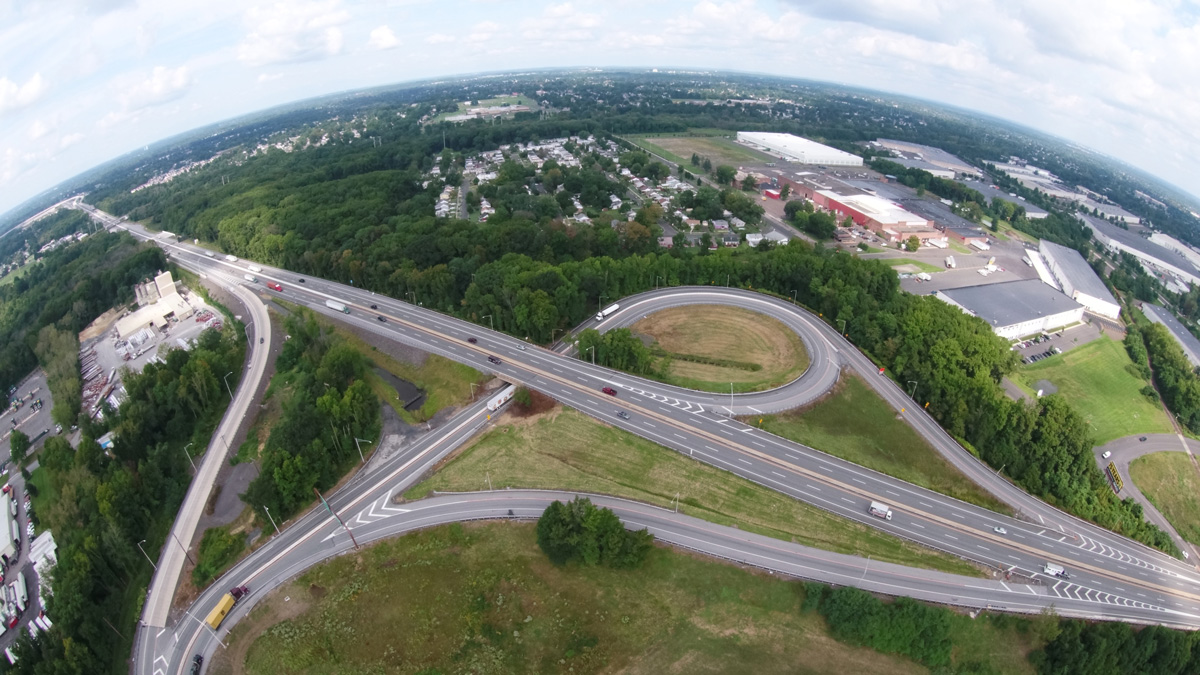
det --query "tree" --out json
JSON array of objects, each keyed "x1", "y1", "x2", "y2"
[
  {"x1": 690, "y1": 153, "x2": 700, "y2": 167},
  {"x1": 9, "y1": 430, "x2": 29, "y2": 464},
  {"x1": 741, "y1": 176, "x2": 757, "y2": 191},
  {"x1": 535, "y1": 497, "x2": 653, "y2": 569},
  {"x1": 780, "y1": 184, "x2": 791, "y2": 200},
  {"x1": 702, "y1": 157, "x2": 712, "y2": 172},
  {"x1": 715, "y1": 165, "x2": 736, "y2": 185},
  {"x1": 905, "y1": 236, "x2": 920, "y2": 252}
]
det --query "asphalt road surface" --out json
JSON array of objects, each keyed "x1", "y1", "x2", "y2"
[
  {"x1": 81, "y1": 211, "x2": 1200, "y2": 673},
  {"x1": 1095, "y1": 433, "x2": 1200, "y2": 558}
]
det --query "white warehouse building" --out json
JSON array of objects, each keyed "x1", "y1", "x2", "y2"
[
  {"x1": 736, "y1": 132, "x2": 863, "y2": 167},
  {"x1": 935, "y1": 279, "x2": 1084, "y2": 340},
  {"x1": 1038, "y1": 240, "x2": 1121, "y2": 320}
]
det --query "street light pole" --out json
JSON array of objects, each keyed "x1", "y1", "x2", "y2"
[
  {"x1": 264, "y1": 506, "x2": 281, "y2": 536},
  {"x1": 183, "y1": 442, "x2": 195, "y2": 471},
  {"x1": 790, "y1": 289, "x2": 797, "y2": 305},
  {"x1": 730, "y1": 382, "x2": 734, "y2": 417},
  {"x1": 907, "y1": 380, "x2": 918, "y2": 400},
  {"x1": 482, "y1": 314, "x2": 493, "y2": 331},
  {"x1": 223, "y1": 372, "x2": 234, "y2": 400},
  {"x1": 354, "y1": 437, "x2": 372, "y2": 463},
  {"x1": 837, "y1": 319, "x2": 846, "y2": 336},
  {"x1": 587, "y1": 346, "x2": 595, "y2": 365},
  {"x1": 136, "y1": 539, "x2": 157, "y2": 570}
]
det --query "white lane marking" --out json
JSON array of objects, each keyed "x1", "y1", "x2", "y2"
[
  {"x1": 738, "y1": 458, "x2": 752, "y2": 465},
  {"x1": 1000, "y1": 582, "x2": 1011, "y2": 592},
  {"x1": 772, "y1": 471, "x2": 786, "y2": 478},
  {"x1": 751, "y1": 441, "x2": 765, "y2": 448},
  {"x1": 1012, "y1": 533, "x2": 1025, "y2": 539},
  {"x1": 950, "y1": 512, "x2": 965, "y2": 519},
  {"x1": 919, "y1": 501, "x2": 932, "y2": 507},
  {"x1": 674, "y1": 433, "x2": 687, "y2": 440},
  {"x1": 1008, "y1": 556, "x2": 1020, "y2": 561},
  {"x1": 977, "y1": 545, "x2": 990, "y2": 551},
  {"x1": 785, "y1": 453, "x2": 798, "y2": 460},
  {"x1": 644, "y1": 422, "x2": 656, "y2": 428},
  {"x1": 910, "y1": 522, "x2": 924, "y2": 529},
  {"x1": 945, "y1": 534, "x2": 958, "y2": 540},
  {"x1": 704, "y1": 446, "x2": 720, "y2": 453},
  {"x1": 852, "y1": 478, "x2": 866, "y2": 485},
  {"x1": 808, "y1": 485, "x2": 821, "y2": 492},
  {"x1": 840, "y1": 498, "x2": 855, "y2": 505},
  {"x1": 885, "y1": 490, "x2": 900, "y2": 496}
]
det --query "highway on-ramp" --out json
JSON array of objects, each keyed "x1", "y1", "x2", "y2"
[{"x1": 86, "y1": 216, "x2": 1200, "y2": 673}]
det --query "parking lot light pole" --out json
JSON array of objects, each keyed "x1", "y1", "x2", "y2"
[{"x1": 136, "y1": 539, "x2": 157, "y2": 570}]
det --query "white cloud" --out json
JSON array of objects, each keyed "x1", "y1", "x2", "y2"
[
  {"x1": 257, "y1": 72, "x2": 284, "y2": 83},
  {"x1": 0, "y1": 73, "x2": 48, "y2": 114},
  {"x1": 237, "y1": 1, "x2": 350, "y2": 67},
  {"x1": 368, "y1": 25, "x2": 399, "y2": 50},
  {"x1": 59, "y1": 133, "x2": 85, "y2": 150},
  {"x1": 425, "y1": 33, "x2": 455, "y2": 44},
  {"x1": 121, "y1": 65, "x2": 193, "y2": 111},
  {"x1": 28, "y1": 119, "x2": 51, "y2": 141}
]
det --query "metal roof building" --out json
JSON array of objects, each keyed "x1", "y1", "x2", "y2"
[
  {"x1": 736, "y1": 132, "x2": 863, "y2": 167},
  {"x1": 935, "y1": 279, "x2": 1084, "y2": 340},
  {"x1": 1038, "y1": 240, "x2": 1121, "y2": 319},
  {"x1": 1142, "y1": 303, "x2": 1200, "y2": 368}
]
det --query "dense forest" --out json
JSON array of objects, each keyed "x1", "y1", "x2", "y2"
[
  {"x1": 0, "y1": 218, "x2": 167, "y2": 400},
  {"x1": 5, "y1": 327, "x2": 245, "y2": 674}
]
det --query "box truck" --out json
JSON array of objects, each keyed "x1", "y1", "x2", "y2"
[
  {"x1": 868, "y1": 501, "x2": 893, "y2": 521},
  {"x1": 325, "y1": 300, "x2": 350, "y2": 314}
]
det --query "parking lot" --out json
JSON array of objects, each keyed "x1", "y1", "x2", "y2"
[{"x1": 0, "y1": 372, "x2": 56, "y2": 466}]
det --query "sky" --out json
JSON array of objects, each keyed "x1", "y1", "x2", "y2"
[{"x1": 3, "y1": 0, "x2": 1200, "y2": 217}]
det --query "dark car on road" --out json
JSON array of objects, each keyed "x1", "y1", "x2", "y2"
[
  {"x1": 601, "y1": 387, "x2": 617, "y2": 396},
  {"x1": 467, "y1": 337, "x2": 478, "y2": 344},
  {"x1": 487, "y1": 356, "x2": 501, "y2": 365},
  {"x1": 191, "y1": 654, "x2": 203, "y2": 675},
  {"x1": 377, "y1": 316, "x2": 387, "y2": 323},
  {"x1": 370, "y1": 304, "x2": 378, "y2": 309}
]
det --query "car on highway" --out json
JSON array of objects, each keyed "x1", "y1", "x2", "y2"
[
  {"x1": 1102, "y1": 451, "x2": 1112, "y2": 459},
  {"x1": 993, "y1": 526, "x2": 1007, "y2": 535},
  {"x1": 298, "y1": 278, "x2": 305, "y2": 283},
  {"x1": 370, "y1": 304, "x2": 378, "y2": 309},
  {"x1": 191, "y1": 654, "x2": 203, "y2": 675},
  {"x1": 601, "y1": 387, "x2": 617, "y2": 396},
  {"x1": 467, "y1": 337, "x2": 478, "y2": 344},
  {"x1": 377, "y1": 316, "x2": 387, "y2": 323},
  {"x1": 487, "y1": 356, "x2": 501, "y2": 364},
  {"x1": 616, "y1": 410, "x2": 630, "y2": 420},
  {"x1": 517, "y1": 344, "x2": 526, "y2": 350}
]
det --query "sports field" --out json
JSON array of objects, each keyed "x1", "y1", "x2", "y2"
[{"x1": 636, "y1": 133, "x2": 776, "y2": 166}]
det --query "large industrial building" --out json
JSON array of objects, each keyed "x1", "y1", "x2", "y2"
[
  {"x1": 935, "y1": 279, "x2": 1084, "y2": 340},
  {"x1": 811, "y1": 190, "x2": 941, "y2": 243},
  {"x1": 736, "y1": 132, "x2": 863, "y2": 167},
  {"x1": 872, "y1": 139, "x2": 980, "y2": 176},
  {"x1": 1142, "y1": 304, "x2": 1200, "y2": 368},
  {"x1": 115, "y1": 271, "x2": 195, "y2": 338},
  {"x1": 1083, "y1": 215, "x2": 1200, "y2": 287},
  {"x1": 1037, "y1": 240, "x2": 1121, "y2": 319}
]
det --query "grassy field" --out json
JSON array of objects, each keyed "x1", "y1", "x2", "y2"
[
  {"x1": 26, "y1": 467, "x2": 56, "y2": 536},
  {"x1": 757, "y1": 374, "x2": 1009, "y2": 513},
  {"x1": 632, "y1": 304, "x2": 810, "y2": 393},
  {"x1": 407, "y1": 405, "x2": 981, "y2": 576},
  {"x1": 633, "y1": 133, "x2": 775, "y2": 166},
  {"x1": 877, "y1": 257, "x2": 944, "y2": 274},
  {"x1": 213, "y1": 522, "x2": 1036, "y2": 675},
  {"x1": 1129, "y1": 452, "x2": 1200, "y2": 546},
  {"x1": 1014, "y1": 335, "x2": 1172, "y2": 444},
  {"x1": 0, "y1": 263, "x2": 31, "y2": 288}
]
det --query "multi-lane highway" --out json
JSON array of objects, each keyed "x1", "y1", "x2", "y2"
[{"x1": 81, "y1": 213, "x2": 1200, "y2": 674}]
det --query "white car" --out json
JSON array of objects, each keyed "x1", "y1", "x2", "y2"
[
  {"x1": 1102, "y1": 451, "x2": 1112, "y2": 459},
  {"x1": 993, "y1": 526, "x2": 1007, "y2": 535}
]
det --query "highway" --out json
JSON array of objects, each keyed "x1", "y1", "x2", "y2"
[{"x1": 74, "y1": 213, "x2": 1200, "y2": 672}]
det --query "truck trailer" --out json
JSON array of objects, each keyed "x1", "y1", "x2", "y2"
[
  {"x1": 595, "y1": 303, "x2": 620, "y2": 321},
  {"x1": 868, "y1": 501, "x2": 893, "y2": 521},
  {"x1": 324, "y1": 300, "x2": 350, "y2": 314},
  {"x1": 247, "y1": 265, "x2": 262, "y2": 273},
  {"x1": 243, "y1": 274, "x2": 258, "y2": 283}
]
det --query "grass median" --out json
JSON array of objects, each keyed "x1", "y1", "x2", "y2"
[
  {"x1": 756, "y1": 373, "x2": 1010, "y2": 513},
  {"x1": 216, "y1": 522, "x2": 1035, "y2": 675},
  {"x1": 406, "y1": 404, "x2": 982, "y2": 577}
]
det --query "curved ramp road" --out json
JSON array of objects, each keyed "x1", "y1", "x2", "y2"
[
  {"x1": 573, "y1": 288, "x2": 843, "y2": 414},
  {"x1": 89, "y1": 213, "x2": 1200, "y2": 674}
]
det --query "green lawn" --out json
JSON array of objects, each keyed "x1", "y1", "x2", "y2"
[
  {"x1": 407, "y1": 405, "x2": 981, "y2": 576},
  {"x1": 26, "y1": 466, "x2": 57, "y2": 536},
  {"x1": 1014, "y1": 335, "x2": 1172, "y2": 444},
  {"x1": 757, "y1": 374, "x2": 1009, "y2": 513},
  {"x1": 1129, "y1": 452, "x2": 1200, "y2": 546},
  {"x1": 877, "y1": 257, "x2": 944, "y2": 274},
  {"x1": 626, "y1": 137, "x2": 689, "y2": 166},
  {"x1": 0, "y1": 263, "x2": 31, "y2": 288},
  {"x1": 214, "y1": 522, "x2": 1036, "y2": 675}
]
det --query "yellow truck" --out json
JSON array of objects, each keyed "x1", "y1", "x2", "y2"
[{"x1": 204, "y1": 585, "x2": 248, "y2": 630}]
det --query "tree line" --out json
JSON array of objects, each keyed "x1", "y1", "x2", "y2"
[
  {"x1": 536, "y1": 498, "x2": 653, "y2": 569},
  {"x1": 6, "y1": 326, "x2": 245, "y2": 674}
]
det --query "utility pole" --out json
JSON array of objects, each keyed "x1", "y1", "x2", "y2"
[{"x1": 315, "y1": 487, "x2": 359, "y2": 550}]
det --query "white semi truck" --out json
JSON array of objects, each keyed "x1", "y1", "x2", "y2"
[
  {"x1": 595, "y1": 303, "x2": 620, "y2": 321},
  {"x1": 325, "y1": 299, "x2": 350, "y2": 314},
  {"x1": 868, "y1": 501, "x2": 893, "y2": 521}
]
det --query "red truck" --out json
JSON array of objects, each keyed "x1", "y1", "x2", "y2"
[{"x1": 267, "y1": 282, "x2": 283, "y2": 292}]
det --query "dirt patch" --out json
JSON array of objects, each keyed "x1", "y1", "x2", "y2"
[
  {"x1": 78, "y1": 306, "x2": 124, "y2": 341},
  {"x1": 509, "y1": 388, "x2": 556, "y2": 417}
]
